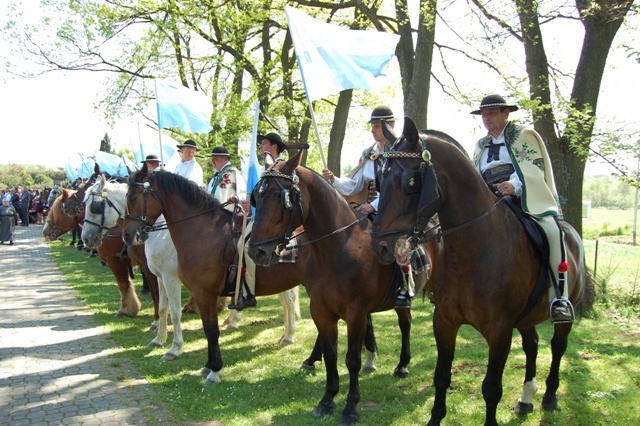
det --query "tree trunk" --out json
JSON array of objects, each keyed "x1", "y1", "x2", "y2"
[{"x1": 326, "y1": 90, "x2": 353, "y2": 176}]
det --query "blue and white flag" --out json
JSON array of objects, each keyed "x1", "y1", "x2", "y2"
[
  {"x1": 155, "y1": 79, "x2": 213, "y2": 133},
  {"x1": 95, "y1": 151, "x2": 125, "y2": 177},
  {"x1": 119, "y1": 154, "x2": 137, "y2": 175},
  {"x1": 246, "y1": 100, "x2": 261, "y2": 215},
  {"x1": 285, "y1": 6, "x2": 400, "y2": 102},
  {"x1": 64, "y1": 161, "x2": 79, "y2": 182}
]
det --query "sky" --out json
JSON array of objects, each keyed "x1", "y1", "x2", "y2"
[{"x1": 0, "y1": 1, "x2": 638, "y2": 176}]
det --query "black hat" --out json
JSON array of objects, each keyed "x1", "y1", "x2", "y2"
[
  {"x1": 140, "y1": 154, "x2": 163, "y2": 164},
  {"x1": 257, "y1": 132, "x2": 287, "y2": 152},
  {"x1": 368, "y1": 105, "x2": 396, "y2": 123},
  {"x1": 470, "y1": 95, "x2": 519, "y2": 115},
  {"x1": 211, "y1": 146, "x2": 230, "y2": 157},
  {"x1": 176, "y1": 139, "x2": 199, "y2": 150}
]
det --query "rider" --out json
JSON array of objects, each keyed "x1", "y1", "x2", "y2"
[
  {"x1": 470, "y1": 94, "x2": 574, "y2": 323},
  {"x1": 229, "y1": 132, "x2": 287, "y2": 310},
  {"x1": 174, "y1": 139, "x2": 204, "y2": 187},
  {"x1": 206, "y1": 146, "x2": 247, "y2": 212},
  {"x1": 141, "y1": 154, "x2": 163, "y2": 172},
  {"x1": 322, "y1": 105, "x2": 396, "y2": 217}
]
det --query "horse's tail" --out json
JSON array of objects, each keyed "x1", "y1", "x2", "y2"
[
  {"x1": 363, "y1": 313, "x2": 378, "y2": 355},
  {"x1": 293, "y1": 285, "x2": 301, "y2": 320},
  {"x1": 576, "y1": 267, "x2": 596, "y2": 318}
]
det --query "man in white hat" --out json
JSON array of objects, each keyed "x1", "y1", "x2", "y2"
[
  {"x1": 174, "y1": 139, "x2": 204, "y2": 187},
  {"x1": 471, "y1": 94, "x2": 574, "y2": 323}
]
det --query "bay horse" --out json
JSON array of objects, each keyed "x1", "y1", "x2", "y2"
[
  {"x1": 43, "y1": 189, "x2": 143, "y2": 318},
  {"x1": 247, "y1": 151, "x2": 429, "y2": 425},
  {"x1": 371, "y1": 117, "x2": 595, "y2": 425},
  {"x1": 123, "y1": 168, "x2": 397, "y2": 384}
]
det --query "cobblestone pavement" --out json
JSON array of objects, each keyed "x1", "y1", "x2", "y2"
[{"x1": 0, "y1": 224, "x2": 175, "y2": 425}]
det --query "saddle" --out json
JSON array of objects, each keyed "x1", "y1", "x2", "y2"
[{"x1": 504, "y1": 198, "x2": 553, "y2": 324}]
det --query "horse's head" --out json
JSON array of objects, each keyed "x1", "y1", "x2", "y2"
[
  {"x1": 43, "y1": 189, "x2": 80, "y2": 241},
  {"x1": 62, "y1": 167, "x2": 100, "y2": 217},
  {"x1": 371, "y1": 117, "x2": 444, "y2": 263},
  {"x1": 82, "y1": 175, "x2": 125, "y2": 248},
  {"x1": 123, "y1": 165, "x2": 163, "y2": 245},
  {"x1": 248, "y1": 151, "x2": 306, "y2": 266}
]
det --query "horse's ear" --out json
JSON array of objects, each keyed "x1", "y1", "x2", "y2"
[
  {"x1": 382, "y1": 121, "x2": 397, "y2": 143},
  {"x1": 94, "y1": 163, "x2": 101, "y2": 174},
  {"x1": 403, "y1": 117, "x2": 420, "y2": 149},
  {"x1": 61, "y1": 189, "x2": 71, "y2": 201},
  {"x1": 281, "y1": 150, "x2": 303, "y2": 175},
  {"x1": 126, "y1": 165, "x2": 133, "y2": 177}
]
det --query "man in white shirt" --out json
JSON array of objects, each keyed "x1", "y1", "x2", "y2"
[
  {"x1": 322, "y1": 105, "x2": 396, "y2": 216},
  {"x1": 174, "y1": 139, "x2": 204, "y2": 187},
  {"x1": 206, "y1": 146, "x2": 246, "y2": 212}
]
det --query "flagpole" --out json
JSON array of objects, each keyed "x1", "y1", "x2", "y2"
[
  {"x1": 307, "y1": 101, "x2": 327, "y2": 170},
  {"x1": 154, "y1": 78, "x2": 165, "y2": 170}
]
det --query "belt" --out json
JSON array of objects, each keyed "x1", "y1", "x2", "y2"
[{"x1": 482, "y1": 164, "x2": 515, "y2": 184}]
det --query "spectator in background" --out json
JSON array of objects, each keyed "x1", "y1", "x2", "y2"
[
  {"x1": 19, "y1": 187, "x2": 31, "y2": 226},
  {"x1": 0, "y1": 197, "x2": 19, "y2": 245}
]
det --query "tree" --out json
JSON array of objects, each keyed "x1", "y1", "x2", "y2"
[{"x1": 99, "y1": 132, "x2": 112, "y2": 153}]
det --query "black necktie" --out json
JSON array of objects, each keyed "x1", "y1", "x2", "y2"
[{"x1": 486, "y1": 141, "x2": 504, "y2": 163}]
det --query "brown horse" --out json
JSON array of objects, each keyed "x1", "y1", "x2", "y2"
[
  {"x1": 122, "y1": 168, "x2": 393, "y2": 385},
  {"x1": 371, "y1": 117, "x2": 595, "y2": 425},
  {"x1": 43, "y1": 189, "x2": 144, "y2": 318},
  {"x1": 247, "y1": 152, "x2": 429, "y2": 424}
]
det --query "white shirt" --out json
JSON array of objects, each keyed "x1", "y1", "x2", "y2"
[
  {"x1": 332, "y1": 144, "x2": 381, "y2": 211},
  {"x1": 478, "y1": 129, "x2": 522, "y2": 195},
  {"x1": 174, "y1": 158, "x2": 204, "y2": 187}
]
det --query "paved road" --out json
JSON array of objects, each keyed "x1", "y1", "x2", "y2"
[{"x1": 0, "y1": 224, "x2": 175, "y2": 425}]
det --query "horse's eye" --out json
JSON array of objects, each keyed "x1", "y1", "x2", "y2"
[{"x1": 130, "y1": 196, "x2": 137, "y2": 203}]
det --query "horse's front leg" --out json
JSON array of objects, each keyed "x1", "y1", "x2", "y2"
[
  {"x1": 196, "y1": 293, "x2": 223, "y2": 386},
  {"x1": 393, "y1": 308, "x2": 412, "y2": 378},
  {"x1": 340, "y1": 315, "x2": 368, "y2": 425},
  {"x1": 481, "y1": 326, "x2": 514, "y2": 426},
  {"x1": 542, "y1": 322, "x2": 572, "y2": 411},
  {"x1": 311, "y1": 308, "x2": 339, "y2": 419},
  {"x1": 515, "y1": 326, "x2": 539, "y2": 416},
  {"x1": 428, "y1": 312, "x2": 460, "y2": 426}
]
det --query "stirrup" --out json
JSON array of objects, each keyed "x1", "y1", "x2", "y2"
[
  {"x1": 228, "y1": 294, "x2": 257, "y2": 311},
  {"x1": 550, "y1": 297, "x2": 574, "y2": 324},
  {"x1": 394, "y1": 290, "x2": 411, "y2": 309}
]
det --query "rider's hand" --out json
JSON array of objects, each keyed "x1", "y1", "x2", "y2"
[
  {"x1": 322, "y1": 169, "x2": 335, "y2": 184},
  {"x1": 356, "y1": 203, "x2": 375, "y2": 215},
  {"x1": 493, "y1": 181, "x2": 515, "y2": 196},
  {"x1": 228, "y1": 195, "x2": 239, "y2": 203}
]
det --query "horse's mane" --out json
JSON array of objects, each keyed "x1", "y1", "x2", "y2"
[
  {"x1": 421, "y1": 129, "x2": 470, "y2": 159},
  {"x1": 135, "y1": 170, "x2": 223, "y2": 213}
]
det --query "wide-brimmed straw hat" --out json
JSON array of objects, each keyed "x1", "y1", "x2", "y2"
[
  {"x1": 176, "y1": 139, "x2": 199, "y2": 150},
  {"x1": 368, "y1": 105, "x2": 396, "y2": 123},
  {"x1": 257, "y1": 132, "x2": 287, "y2": 152},
  {"x1": 470, "y1": 94, "x2": 519, "y2": 115}
]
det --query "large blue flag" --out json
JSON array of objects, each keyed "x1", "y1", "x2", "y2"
[
  {"x1": 155, "y1": 79, "x2": 213, "y2": 133},
  {"x1": 285, "y1": 6, "x2": 400, "y2": 102},
  {"x1": 64, "y1": 161, "x2": 79, "y2": 182},
  {"x1": 95, "y1": 151, "x2": 126, "y2": 177}
]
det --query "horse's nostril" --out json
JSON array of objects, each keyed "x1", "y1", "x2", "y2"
[{"x1": 378, "y1": 241, "x2": 388, "y2": 248}]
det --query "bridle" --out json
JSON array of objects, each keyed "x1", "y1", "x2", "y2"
[
  {"x1": 124, "y1": 180, "x2": 166, "y2": 239},
  {"x1": 83, "y1": 186, "x2": 124, "y2": 233},
  {"x1": 372, "y1": 135, "x2": 505, "y2": 248},
  {"x1": 248, "y1": 169, "x2": 368, "y2": 255}
]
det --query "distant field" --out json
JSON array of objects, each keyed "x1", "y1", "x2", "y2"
[{"x1": 583, "y1": 207, "x2": 637, "y2": 242}]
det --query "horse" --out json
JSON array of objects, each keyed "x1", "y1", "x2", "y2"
[
  {"x1": 43, "y1": 189, "x2": 143, "y2": 318},
  {"x1": 81, "y1": 175, "x2": 234, "y2": 360},
  {"x1": 123, "y1": 168, "x2": 404, "y2": 384},
  {"x1": 247, "y1": 151, "x2": 432, "y2": 425},
  {"x1": 370, "y1": 117, "x2": 595, "y2": 425}
]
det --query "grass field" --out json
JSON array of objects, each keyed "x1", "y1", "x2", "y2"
[{"x1": 47, "y1": 208, "x2": 640, "y2": 426}]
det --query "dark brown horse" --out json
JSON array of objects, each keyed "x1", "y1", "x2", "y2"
[
  {"x1": 371, "y1": 117, "x2": 594, "y2": 425},
  {"x1": 122, "y1": 168, "x2": 394, "y2": 385},
  {"x1": 247, "y1": 152, "x2": 429, "y2": 424},
  {"x1": 43, "y1": 189, "x2": 144, "y2": 318}
]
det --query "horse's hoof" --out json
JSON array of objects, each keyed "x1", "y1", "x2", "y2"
[
  {"x1": 115, "y1": 311, "x2": 133, "y2": 318},
  {"x1": 162, "y1": 352, "x2": 180, "y2": 361},
  {"x1": 278, "y1": 336, "x2": 294, "y2": 346},
  {"x1": 393, "y1": 367, "x2": 409, "y2": 378},
  {"x1": 338, "y1": 411, "x2": 360, "y2": 425},
  {"x1": 204, "y1": 371, "x2": 221, "y2": 385},
  {"x1": 146, "y1": 341, "x2": 163, "y2": 349},
  {"x1": 312, "y1": 400, "x2": 336, "y2": 418},
  {"x1": 203, "y1": 378, "x2": 220, "y2": 386},
  {"x1": 222, "y1": 325, "x2": 238, "y2": 333},
  {"x1": 361, "y1": 365, "x2": 377, "y2": 374},
  {"x1": 541, "y1": 395, "x2": 558, "y2": 411},
  {"x1": 514, "y1": 401, "x2": 534, "y2": 416},
  {"x1": 148, "y1": 323, "x2": 158, "y2": 332},
  {"x1": 200, "y1": 367, "x2": 212, "y2": 378},
  {"x1": 299, "y1": 361, "x2": 315, "y2": 371}
]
